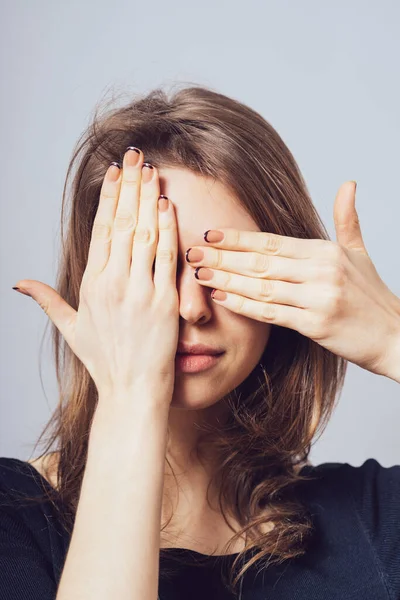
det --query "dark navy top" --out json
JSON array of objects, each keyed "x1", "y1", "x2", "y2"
[{"x1": 0, "y1": 456, "x2": 399, "y2": 599}]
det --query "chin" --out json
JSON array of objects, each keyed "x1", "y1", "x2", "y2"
[
  {"x1": 169, "y1": 377, "x2": 226, "y2": 411},
  {"x1": 169, "y1": 392, "x2": 221, "y2": 411}
]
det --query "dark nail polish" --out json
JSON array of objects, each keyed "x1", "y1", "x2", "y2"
[
  {"x1": 185, "y1": 248, "x2": 192, "y2": 263},
  {"x1": 110, "y1": 161, "x2": 121, "y2": 169},
  {"x1": 159, "y1": 194, "x2": 168, "y2": 199},
  {"x1": 125, "y1": 146, "x2": 140, "y2": 154},
  {"x1": 204, "y1": 230, "x2": 211, "y2": 242},
  {"x1": 194, "y1": 267, "x2": 201, "y2": 280},
  {"x1": 12, "y1": 286, "x2": 32, "y2": 297},
  {"x1": 143, "y1": 162, "x2": 154, "y2": 169}
]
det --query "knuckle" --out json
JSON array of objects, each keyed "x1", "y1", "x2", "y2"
[
  {"x1": 260, "y1": 278, "x2": 274, "y2": 300},
  {"x1": 92, "y1": 221, "x2": 112, "y2": 241},
  {"x1": 306, "y1": 312, "x2": 326, "y2": 340},
  {"x1": 104, "y1": 277, "x2": 126, "y2": 303},
  {"x1": 214, "y1": 249, "x2": 224, "y2": 270},
  {"x1": 127, "y1": 279, "x2": 153, "y2": 304},
  {"x1": 159, "y1": 220, "x2": 173, "y2": 231},
  {"x1": 156, "y1": 249, "x2": 175, "y2": 264},
  {"x1": 251, "y1": 252, "x2": 270, "y2": 275},
  {"x1": 327, "y1": 260, "x2": 347, "y2": 287},
  {"x1": 122, "y1": 178, "x2": 139, "y2": 186},
  {"x1": 109, "y1": 286, "x2": 126, "y2": 304},
  {"x1": 220, "y1": 270, "x2": 232, "y2": 288},
  {"x1": 156, "y1": 292, "x2": 178, "y2": 315},
  {"x1": 80, "y1": 275, "x2": 97, "y2": 302},
  {"x1": 324, "y1": 285, "x2": 343, "y2": 316},
  {"x1": 262, "y1": 233, "x2": 282, "y2": 254},
  {"x1": 114, "y1": 211, "x2": 136, "y2": 231},
  {"x1": 133, "y1": 227, "x2": 156, "y2": 245},
  {"x1": 231, "y1": 229, "x2": 241, "y2": 247},
  {"x1": 164, "y1": 297, "x2": 179, "y2": 315},
  {"x1": 235, "y1": 294, "x2": 246, "y2": 315},
  {"x1": 261, "y1": 302, "x2": 276, "y2": 322}
]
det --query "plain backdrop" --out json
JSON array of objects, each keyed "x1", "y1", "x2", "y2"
[{"x1": 1, "y1": 0, "x2": 399, "y2": 467}]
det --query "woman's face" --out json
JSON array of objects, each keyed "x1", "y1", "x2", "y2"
[{"x1": 158, "y1": 166, "x2": 272, "y2": 411}]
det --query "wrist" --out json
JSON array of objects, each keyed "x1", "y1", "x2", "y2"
[{"x1": 89, "y1": 390, "x2": 170, "y2": 453}]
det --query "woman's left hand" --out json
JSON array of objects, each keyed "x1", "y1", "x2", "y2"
[{"x1": 185, "y1": 181, "x2": 400, "y2": 382}]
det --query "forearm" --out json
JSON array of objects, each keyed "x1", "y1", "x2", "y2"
[{"x1": 56, "y1": 391, "x2": 170, "y2": 600}]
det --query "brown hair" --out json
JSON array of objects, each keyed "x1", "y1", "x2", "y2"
[{"x1": 24, "y1": 83, "x2": 347, "y2": 596}]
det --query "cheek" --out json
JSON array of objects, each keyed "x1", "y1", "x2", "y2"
[
  {"x1": 259, "y1": 323, "x2": 273, "y2": 349},
  {"x1": 238, "y1": 323, "x2": 273, "y2": 362}
]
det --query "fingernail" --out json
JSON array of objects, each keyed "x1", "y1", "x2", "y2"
[
  {"x1": 142, "y1": 163, "x2": 154, "y2": 183},
  {"x1": 124, "y1": 147, "x2": 141, "y2": 167},
  {"x1": 204, "y1": 230, "x2": 224, "y2": 243},
  {"x1": 186, "y1": 248, "x2": 204, "y2": 263},
  {"x1": 158, "y1": 195, "x2": 169, "y2": 212},
  {"x1": 194, "y1": 267, "x2": 213, "y2": 281},
  {"x1": 109, "y1": 162, "x2": 121, "y2": 181},
  {"x1": 211, "y1": 289, "x2": 227, "y2": 301},
  {"x1": 12, "y1": 286, "x2": 32, "y2": 297}
]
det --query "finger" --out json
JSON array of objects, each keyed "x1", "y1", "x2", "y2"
[
  {"x1": 333, "y1": 181, "x2": 368, "y2": 254},
  {"x1": 85, "y1": 162, "x2": 122, "y2": 277},
  {"x1": 107, "y1": 147, "x2": 143, "y2": 277},
  {"x1": 13, "y1": 279, "x2": 77, "y2": 351},
  {"x1": 210, "y1": 289, "x2": 309, "y2": 334},
  {"x1": 195, "y1": 268, "x2": 319, "y2": 309},
  {"x1": 204, "y1": 228, "x2": 328, "y2": 259},
  {"x1": 189, "y1": 248, "x2": 317, "y2": 283},
  {"x1": 153, "y1": 196, "x2": 178, "y2": 293},
  {"x1": 130, "y1": 163, "x2": 160, "y2": 285}
]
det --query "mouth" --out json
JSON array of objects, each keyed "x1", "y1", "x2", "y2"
[{"x1": 175, "y1": 352, "x2": 225, "y2": 373}]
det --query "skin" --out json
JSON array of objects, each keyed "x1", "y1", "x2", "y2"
[
  {"x1": 24, "y1": 158, "x2": 400, "y2": 564},
  {"x1": 30, "y1": 166, "x2": 272, "y2": 551},
  {"x1": 159, "y1": 170, "x2": 271, "y2": 436},
  {"x1": 156, "y1": 167, "x2": 272, "y2": 546}
]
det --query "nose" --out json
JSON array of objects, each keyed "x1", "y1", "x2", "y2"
[{"x1": 177, "y1": 262, "x2": 213, "y2": 325}]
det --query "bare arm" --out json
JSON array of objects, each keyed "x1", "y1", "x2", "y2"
[
  {"x1": 56, "y1": 392, "x2": 170, "y2": 600},
  {"x1": 16, "y1": 151, "x2": 180, "y2": 598}
]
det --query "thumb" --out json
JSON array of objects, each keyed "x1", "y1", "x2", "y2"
[
  {"x1": 12, "y1": 280, "x2": 77, "y2": 349},
  {"x1": 333, "y1": 180, "x2": 368, "y2": 255}
]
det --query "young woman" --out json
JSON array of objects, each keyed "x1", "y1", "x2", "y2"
[{"x1": 1, "y1": 85, "x2": 400, "y2": 600}]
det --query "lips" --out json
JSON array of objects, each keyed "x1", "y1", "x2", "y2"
[
  {"x1": 175, "y1": 352, "x2": 224, "y2": 373},
  {"x1": 176, "y1": 351, "x2": 223, "y2": 356},
  {"x1": 176, "y1": 342, "x2": 225, "y2": 355}
]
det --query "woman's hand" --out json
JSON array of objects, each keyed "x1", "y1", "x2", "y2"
[
  {"x1": 185, "y1": 181, "x2": 400, "y2": 382},
  {"x1": 12, "y1": 148, "x2": 180, "y2": 403}
]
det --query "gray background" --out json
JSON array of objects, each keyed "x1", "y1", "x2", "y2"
[{"x1": 1, "y1": 0, "x2": 399, "y2": 467}]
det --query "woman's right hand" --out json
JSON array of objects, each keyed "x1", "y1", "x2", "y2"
[{"x1": 13, "y1": 147, "x2": 180, "y2": 405}]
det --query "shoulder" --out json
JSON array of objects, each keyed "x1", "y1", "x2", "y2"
[
  {"x1": 0, "y1": 457, "x2": 67, "y2": 596},
  {"x1": 303, "y1": 458, "x2": 400, "y2": 596},
  {"x1": 327, "y1": 458, "x2": 400, "y2": 531},
  {"x1": 0, "y1": 456, "x2": 53, "y2": 510},
  {"x1": 0, "y1": 456, "x2": 37, "y2": 494},
  {"x1": 0, "y1": 454, "x2": 67, "y2": 548},
  {"x1": 27, "y1": 452, "x2": 59, "y2": 489},
  {"x1": 0, "y1": 454, "x2": 64, "y2": 548},
  {"x1": 305, "y1": 457, "x2": 400, "y2": 493},
  {"x1": 0, "y1": 454, "x2": 59, "y2": 499},
  {"x1": 297, "y1": 458, "x2": 400, "y2": 540},
  {"x1": 300, "y1": 457, "x2": 400, "y2": 508}
]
